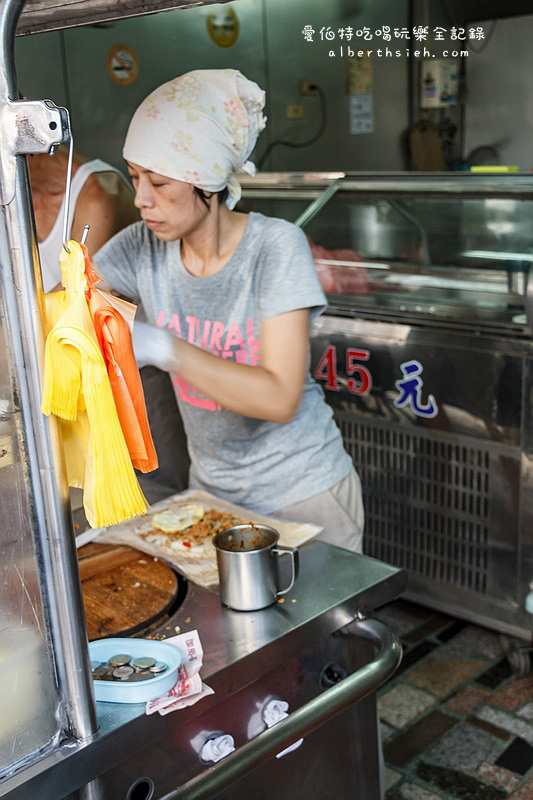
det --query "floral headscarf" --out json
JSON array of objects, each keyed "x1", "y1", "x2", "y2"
[{"x1": 123, "y1": 69, "x2": 266, "y2": 209}]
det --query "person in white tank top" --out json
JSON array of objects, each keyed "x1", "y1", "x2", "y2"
[{"x1": 28, "y1": 149, "x2": 139, "y2": 292}]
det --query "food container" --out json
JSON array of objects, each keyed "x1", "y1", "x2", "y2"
[{"x1": 88, "y1": 637, "x2": 181, "y2": 703}]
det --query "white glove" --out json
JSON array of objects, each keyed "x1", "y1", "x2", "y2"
[{"x1": 132, "y1": 320, "x2": 178, "y2": 372}]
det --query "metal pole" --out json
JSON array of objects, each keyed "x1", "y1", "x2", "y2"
[
  {"x1": 160, "y1": 618, "x2": 401, "y2": 800},
  {"x1": 0, "y1": 0, "x2": 97, "y2": 741}
]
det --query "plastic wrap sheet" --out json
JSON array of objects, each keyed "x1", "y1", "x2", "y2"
[{"x1": 96, "y1": 489, "x2": 321, "y2": 589}]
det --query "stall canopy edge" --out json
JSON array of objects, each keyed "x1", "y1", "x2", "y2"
[{"x1": 14, "y1": 0, "x2": 232, "y2": 36}]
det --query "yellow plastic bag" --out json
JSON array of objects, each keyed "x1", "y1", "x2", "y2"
[{"x1": 42, "y1": 241, "x2": 148, "y2": 528}]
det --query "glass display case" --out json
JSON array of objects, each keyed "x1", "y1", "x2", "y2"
[
  {"x1": 240, "y1": 172, "x2": 533, "y2": 334},
  {"x1": 239, "y1": 173, "x2": 533, "y2": 645}
]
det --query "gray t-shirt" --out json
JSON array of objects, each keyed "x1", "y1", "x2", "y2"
[{"x1": 94, "y1": 211, "x2": 352, "y2": 513}]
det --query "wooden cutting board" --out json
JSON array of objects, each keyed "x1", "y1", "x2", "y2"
[{"x1": 78, "y1": 542, "x2": 180, "y2": 641}]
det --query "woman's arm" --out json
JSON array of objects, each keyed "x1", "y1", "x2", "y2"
[{"x1": 134, "y1": 309, "x2": 310, "y2": 424}]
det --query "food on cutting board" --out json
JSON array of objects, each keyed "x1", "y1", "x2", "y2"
[
  {"x1": 152, "y1": 505, "x2": 205, "y2": 533},
  {"x1": 140, "y1": 503, "x2": 246, "y2": 557}
]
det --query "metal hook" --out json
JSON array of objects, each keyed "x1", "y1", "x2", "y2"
[
  {"x1": 61, "y1": 132, "x2": 74, "y2": 255},
  {"x1": 81, "y1": 224, "x2": 90, "y2": 245}
]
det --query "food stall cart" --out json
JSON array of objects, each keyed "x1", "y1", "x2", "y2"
[
  {"x1": 240, "y1": 171, "x2": 533, "y2": 651},
  {"x1": 0, "y1": 1, "x2": 406, "y2": 797}
]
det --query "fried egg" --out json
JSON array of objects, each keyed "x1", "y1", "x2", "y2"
[{"x1": 151, "y1": 504, "x2": 205, "y2": 533}]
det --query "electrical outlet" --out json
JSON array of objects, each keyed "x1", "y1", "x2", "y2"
[
  {"x1": 300, "y1": 80, "x2": 318, "y2": 96},
  {"x1": 285, "y1": 104, "x2": 304, "y2": 119}
]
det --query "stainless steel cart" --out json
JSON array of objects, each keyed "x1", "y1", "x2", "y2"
[
  {"x1": 2, "y1": 543, "x2": 406, "y2": 800},
  {"x1": 240, "y1": 171, "x2": 533, "y2": 643}
]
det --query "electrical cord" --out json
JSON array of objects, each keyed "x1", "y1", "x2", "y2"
[
  {"x1": 467, "y1": 20, "x2": 497, "y2": 54},
  {"x1": 256, "y1": 84, "x2": 327, "y2": 170},
  {"x1": 441, "y1": 0, "x2": 497, "y2": 54}
]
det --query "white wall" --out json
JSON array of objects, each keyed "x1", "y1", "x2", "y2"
[
  {"x1": 15, "y1": 0, "x2": 411, "y2": 173},
  {"x1": 262, "y1": 0, "x2": 409, "y2": 171},
  {"x1": 464, "y1": 14, "x2": 533, "y2": 170}
]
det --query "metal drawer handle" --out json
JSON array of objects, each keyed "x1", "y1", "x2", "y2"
[{"x1": 159, "y1": 617, "x2": 401, "y2": 800}]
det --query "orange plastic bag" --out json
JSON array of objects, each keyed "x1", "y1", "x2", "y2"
[{"x1": 82, "y1": 246, "x2": 158, "y2": 473}]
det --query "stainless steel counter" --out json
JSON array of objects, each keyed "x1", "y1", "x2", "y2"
[{"x1": 0, "y1": 542, "x2": 406, "y2": 800}]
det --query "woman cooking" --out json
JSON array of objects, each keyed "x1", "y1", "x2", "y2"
[{"x1": 93, "y1": 68, "x2": 364, "y2": 553}]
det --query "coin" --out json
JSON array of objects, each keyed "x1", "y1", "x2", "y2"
[
  {"x1": 93, "y1": 664, "x2": 112, "y2": 678},
  {"x1": 126, "y1": 670, "x2": 154, "y2": 682},
  {"x1": 112, "y1": 665, "x2": 135, "y2": 680},
  {"x1": 108, "y1": 654, "x2": 131, "y2": 667},
  {"x1": 132, "y1": 657, "x2": 156, "y2": 670},
  {"x1": 149, "y1": 661, "x2": 168, "y2": 674}
]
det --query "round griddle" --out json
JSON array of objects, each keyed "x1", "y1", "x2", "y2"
[{"x1": 78, "y1": 542, "x2": 186, "y2": 640}]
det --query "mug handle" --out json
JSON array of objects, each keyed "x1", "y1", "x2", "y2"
[{"x1": 272, "y1": 545, "x2": 298, "y2": 596}]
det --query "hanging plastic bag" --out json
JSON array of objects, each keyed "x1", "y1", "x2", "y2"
[
  {"x1": 82, "y1": 244, "x2": 158, "y2": 472},
  {"x1": 42, "y1": 240, "x2": 149, "y2": 528}
]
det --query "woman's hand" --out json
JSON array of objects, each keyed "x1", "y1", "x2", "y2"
[
  {"x1": 132, "y1": 310, "x2": 310, "y2": 424},
  {"x1": 132, "y1": 321, "x2": 174, "y2": 369}
]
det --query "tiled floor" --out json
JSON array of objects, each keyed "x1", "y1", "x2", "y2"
[{"x1": 373, "y1": 599, "x2": 533, "y2": 800}]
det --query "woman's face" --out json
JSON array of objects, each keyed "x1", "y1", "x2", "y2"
[{"x1": 127, "y1": 162, "x2": 209, "y2": 241}]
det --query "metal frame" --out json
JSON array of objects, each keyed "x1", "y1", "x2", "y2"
[
  {"x1": 16, "y1": 0, "x2": 232, "y2": 37},
  {"x1": 0, "y1": 0, "x2": 97, "y2": 750}
]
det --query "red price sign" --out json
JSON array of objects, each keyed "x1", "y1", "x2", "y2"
[{"x1": 314, "y1": 345, "x2": 372, "y2": 395}]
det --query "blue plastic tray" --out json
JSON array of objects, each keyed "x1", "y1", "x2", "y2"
[{"x1": 88, "y1": 637, "x2": 181, "y2": 704}]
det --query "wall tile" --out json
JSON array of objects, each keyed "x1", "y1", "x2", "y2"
[
  {"x1": 396, "y1": 642, "x2": 438, "y2": 676},
  {"x1": 476, "y1": 707, "x2": 533, "y2": 746},
  {"x1": 399, "y1": 783, "x2": 443, "y2": 800},
  {"x1": 518, "y1": 702, "x2": 533, "y2": 722},
  {"x1": 384, "y1": 711, "x2": 457, "y2": 768},
  {"x1": 445, "y1": 687, "x2": 491, "y2": 715},
  {"x1": 490, "y1": 676, "x2": 533, "y2": 712},
  {"x1": 436, "y1": 626, "x2": 505, "y2": 661},
  {"x1": 424, "y1": 723, "x2": 495, "y2": 770},
  {"x1": 476, "y1": 660, "x2": 513, "y2": 690},
  {"x1": 379, "y1": 683, "x2": 436, "y2": 728},
  {"x1": 407, "y1": 656, "x2": 485, "y2": 698},
  {"x1": 466, "y1": 714, "x2": 511, "y2": 741},
  {"x1": 416, "y1": 761, "x2": 507, "y2": 800},
  {"x1": 509, "y1": 776, "x2": 533, "y2": 799},
  {"x1": 477, "y1": 762, "x2": 520, "y2": 793},
  {"x1": 385, "y1": 766, "x2": 402, "y2": 790},
  {"x1": 495, "y1": 737, "x2": 533, "y2": 775}
]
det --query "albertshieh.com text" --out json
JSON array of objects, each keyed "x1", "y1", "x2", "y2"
[{"x1": 328, "y1": 46, "x2": 469, "y2": 58}]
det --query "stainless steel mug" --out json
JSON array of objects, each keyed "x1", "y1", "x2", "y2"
[{"x1": 213, "y1": 523, "x2": 298, "y2": 611}]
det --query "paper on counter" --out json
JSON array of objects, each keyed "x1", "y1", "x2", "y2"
[
  {"x1": 146, "y1": 629, "x2": 213, "y2": 716},
  {"x1": 98, "y1": 488, "x2": 322, "y2": 589}
]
